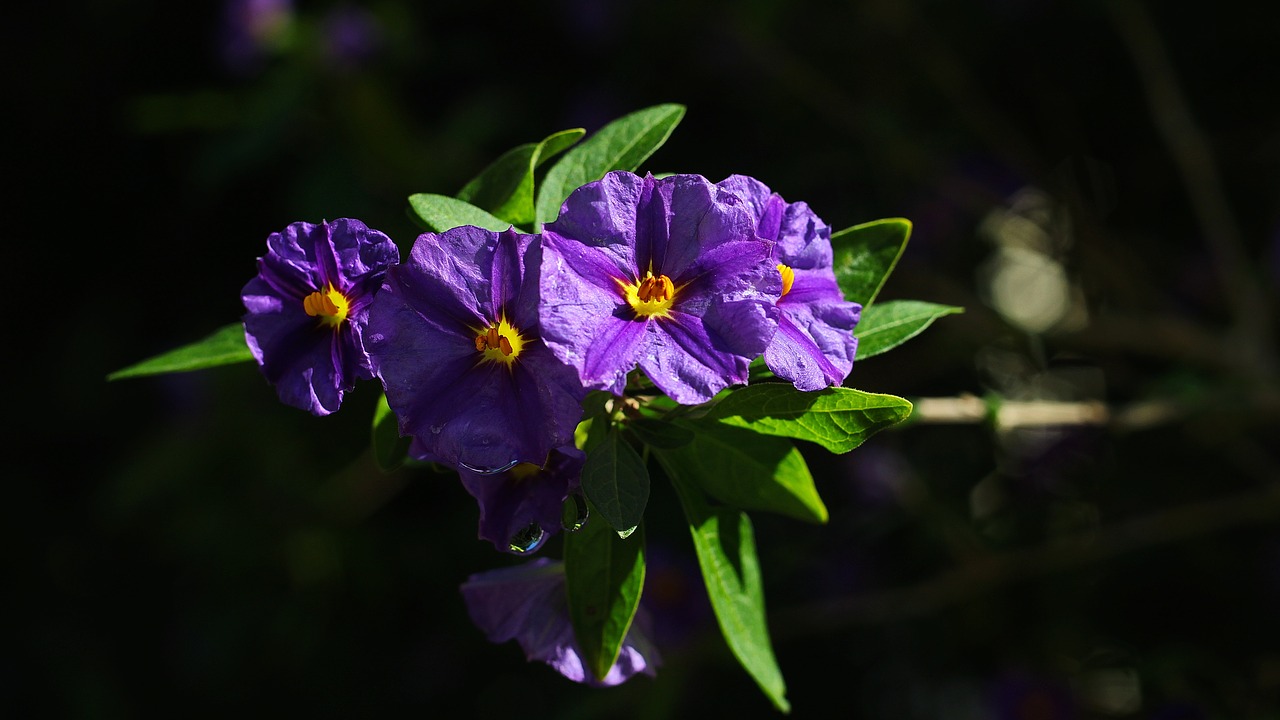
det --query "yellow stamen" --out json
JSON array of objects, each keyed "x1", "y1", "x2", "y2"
[
  {"x1": 303, "y1": 283, "x2": 350, "y2": 328},
  {"x1": 621, "y1": 270, "x2": 678, "y2": 319},
  {"x1": 777, "y1": 264, "x2": 795, "y2": 298},
  {"x1": 474, "y1": 316, "x2": 528, "y2": 367}
]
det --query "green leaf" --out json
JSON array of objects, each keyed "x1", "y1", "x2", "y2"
[
  {"x1": 371, "y1": 392, "x2": 410, "y2": 472},
  {"x1": 831, "y1": 217, "x2": 912, "y2": 307},
  {"x1": 580, "y1": 427, "x2": 650, "y2": 538},
  {"x1": 625, "y1": 417, "x2": 695, "y2": 449},
  {"x1": 456, "y1": 128, "x2": 585, "y2": 227},
  {"x1": 534, "y1": 103, "x2": 686, "y2": 228},
  {"x1": 107, "y1": 322, "x2": 253, "y2": 380},
  {"x1": 658, "y1": 420, "x2": 826, "y2": 524},
  {"x1": 406, "y1": 193, "x2": 513, "y2": 233},
  {"x1": 658, "y1": 455, "x2": 789, "y2": 713},
  {"x1": 534, "y1": 129, "x2": 587, "y2": 168},
  {"x1": 564, "y1": 509, "x2": 646, "y2": 682},
  {"x1": 706, "y1": 384, "x2": 914, "y2": 454},
  {"x1": 854, "y1": 300, "x2": 964, "y2": 359}
]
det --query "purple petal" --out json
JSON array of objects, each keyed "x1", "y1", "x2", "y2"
[
  {"x1": 459, "y1": 558, "x2": 661, "y2": 687},
  {"x1": 639, "y1": 311, "x2": 748, "y2": 404},
  {"x1": 717, "y1": 175, "x2": 866, "y2": 390},
  {"x1": 540, "y1": 235, "x2": 649, "y2": 396},
  {"x1": 764, "y1": 268, "x2": 861, "y2": 390},
  {"x1": 543, "y1": 172, "x2": 644, "y2": 273}
]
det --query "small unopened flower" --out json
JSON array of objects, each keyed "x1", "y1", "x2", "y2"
[
  {"x1": 460, "y1": 558, "x2": 661, "y2": 686},
  {"x1": 241, "y1": 218, "x2": 399, "y2": 415},
  {"x1": 718, "y1": 175, "x2": 861, "y2": 391},
  {"x1": 540, "y1": 171, "x2": 780, "y2": 405},
  {"x1": 365, "y1": 227, "x2": 586, "y2": 473}
]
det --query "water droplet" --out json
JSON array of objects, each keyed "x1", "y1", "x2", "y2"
[
  {"x1": 429, "y1": 424, "x2": 443, "y2": 434},
  {"x1": 458, "y1": 458, "x2": 521, "y2": 475},
  {"x1": 508, "y1": 523, "x2": 547, "y2": 554},
  {"x1": 561, "y1": 493, "x2": 590, "y2": 532}
]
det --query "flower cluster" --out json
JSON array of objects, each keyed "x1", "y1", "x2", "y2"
[{"x1": 240, "y1": 170, "x2": 862, "y2": 685}]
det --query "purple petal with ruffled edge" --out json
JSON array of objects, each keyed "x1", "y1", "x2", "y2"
[
  {"x1": 365, "y1": 226, "x2": 586, "y2": 472},
  {"x1": 460, "y1": 558, "x2": 660, "y2": 686},
  {"x1": 718, "y1": 175, "x2": 862, "y2": 391},
  {"x1": 458, "y1": 446, "x2": 585, "y2": 554},
  {"x1": 541, "y1": 171, "x2": 780, "y2": 405},
  {"x1": 241, "y1": 218, "x2": 399, "y2": 416}
]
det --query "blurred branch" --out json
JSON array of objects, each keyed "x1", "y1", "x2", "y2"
[
  {"x1": 774, "y1": 482, "x2": 1280, "y2": 637},
  {"x1": 908, "y1": 393, "x2": 1193, "y2": 434},
  {"x1": 1107, "y1": 0, "x2": 1276, "y2": 380}
]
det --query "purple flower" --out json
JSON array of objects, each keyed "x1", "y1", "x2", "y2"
[
  {"x1": 540, "y1": 171, "x2": 780, "y2": 405},
  {"x1": 718, "y1": 175, "x2": 861, "y2": 391},
  {"x1": 460, "y1": 558, "x2": 660, "y2": 686},
  {"x1": 456, "y1": 445, "x2": 586, "y2": 555},
  {"x1": 241, "y1": 218, "x2": 398, "y2": 416},
  {"x1": 365, "y1": 227, "x2": 587, "y2": 473}
]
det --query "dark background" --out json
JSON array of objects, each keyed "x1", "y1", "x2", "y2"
[{"x1": 11, "y1": 0, "x2": 1279, "y2": 717}]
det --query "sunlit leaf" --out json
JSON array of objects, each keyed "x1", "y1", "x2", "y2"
[
  {"x1": 406, "y1": 193, "x2": 513, "y2": 233},
  {"x1": 456, "y1": 128, "x2": 585, "y2": 227},
  {"x1": 658, "y1": 455, "x2": 790, "y2": 713},
  {"x1": 106, "y1": 322, "x2": 253, "y2": 380},
  {"x1": 659, "y1": 419, "x2": 826, "y2": 524},
  {"x1": 534, "y1": 103, "x2": 686, "y2": 228},
  {"x1": 706, "y1": 384, "x2": 913, "y2": 454},
  {"x1": 564, "y1": 510, "x2": 646, "y2": 682},
  {"x1": 831, "y1": 217, "x2": 912, "y2": 307},
  {"x1": 854, "y1": 300, "x2": 964, "y2": 359}
]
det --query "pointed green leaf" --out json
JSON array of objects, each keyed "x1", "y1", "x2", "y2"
[
  {"x1": 455, "y1": 142, "x2": 537, "y2": 220},
  {"x1": 831, "y1": 217, "x2": 912, "y2": 307},
  {"x1": 564, "y1": 511, "x2": 646, "y2": 682},
  {"x1": 534, "y1": 103, "x2": 686, "y2": 228},
  {"x1": 854, "y1": 300, "x2": 964, "y2": 359},
  {"x1": 706, "y1": 384, "x2": 914, "y2": 454},
  {"x1": 406, "y1": 193, "x2": 513, "y2": 233},
  {"x1": 107, "y1": 322, "x2": 253, "y2": 380},
  {"x1": 580, "y1": 427, "x2": 650, "y2": 537},
  {"x1": 371, "y1": 392, "x2": 410, "y2": 472},
  {"x1": 533, "y1": 129, "x2": 587, "y2": 168},
  {"x1": 456, "y1": 128, "x2": 586, "y2": 227},
  {"x1": 658, "y1": 455, "x2": 789, "y2": 713},
  {"x1": 659, "y1": 419, "x2": 825, "y2": 524}
]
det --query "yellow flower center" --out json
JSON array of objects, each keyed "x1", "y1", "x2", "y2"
[
  {"x1": 474, "y1": 317, "x2": 528, "y2": 367},
  {"x1": 303, "y1": 283, "x2": 350, "y2": 328},
  {"x1": 622, "y1": 270, "x2": 677, "y2": 319},
  {"x1": 777, "y1": 264, "x2": 795, "y2": 299}
]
